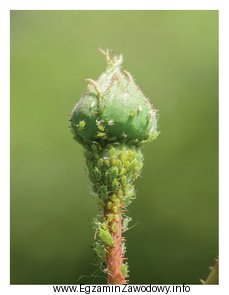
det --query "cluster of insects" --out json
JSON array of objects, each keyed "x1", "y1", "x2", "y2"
[{"x1": 84, "y1": 142, "x2": 144, "y2": 280}]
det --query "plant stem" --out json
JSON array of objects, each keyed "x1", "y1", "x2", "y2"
[
  {"x1": 201, "y1": 259, "x2": 218, "y2": 285},
  {"x1": 106, "y1": 210, "x2": 127, "y2": 284}
]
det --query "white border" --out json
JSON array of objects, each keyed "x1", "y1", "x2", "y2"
[
  {"x1": 0, "y1": 0, "x2": 222, "y2": 10},
  {"x1": 0, "y1": 1, "x2": 226, "y2": 294}
]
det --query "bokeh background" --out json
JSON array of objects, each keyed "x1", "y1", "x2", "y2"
[{"x1": 10, "y1": 10, "x2": 218, "y2": 284}]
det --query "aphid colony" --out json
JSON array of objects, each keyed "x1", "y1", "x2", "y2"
[{"x1": 85, "y1": 143, "x2": 143, "y2": 279}]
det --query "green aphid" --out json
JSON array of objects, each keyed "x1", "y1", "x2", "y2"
[
  {"x1": 117, "y1": 190, "x2": 123, "y2": 198},
  {"x1": 113, "y1": 205, "x2": 118, "y2": 214},
  {"x1": 121, "y1": 175, "x2": 127, "y2": 186},
  {"x1": 102, "y1": 222, "x2": 108, "y2": 229},
  {"x1": 94, "y1": 243, "x2": 106, "y2": 261},
  {"x1": 128, "y1": 159, "x2": 138, "y2": 172},
  {"x1": 121, "y1": 263, "x2": 129, "y2": 278},
  {"x1": 123, "y1": 189, "x2": 135, "y2": 206},
  {"x1": 124, "y1": 160, "x2": 130, "y2": 169},
  {"x1": 97, "y1": 158, "x2": 104, "y2": 167},
  {"x1": 113, "y1": 198, "x2": 120, "y2": 207},
  {"x1": 110, "y1": 166, "x2": 119, "y2": 179},
  {"x1": 135, "y1": 152, "x2": 143, "y2": 161},
  {"x1": 109, "y1": 147, "x2": 116, "y2": 157},
  {"x1": 99, "y1": 185, "x2": 108, "y2": 199},
  {"x1": 123, "y1": 216, "x2": 132, "y2": 232},
  {"x1": 123, "y1": 184, "x2": 131, "y2": 196},
  {"x1": 119, "y1": 167, "x2": 126, "y2": 176},
  {"x1": 128, "y1": 150, "x2": 135, "y2": 160},
  {"x1": 97, "y1": 132, "x2": 107, "y2": 139},
  {"x1": 107, "y1": 213, "x2": 114, "y2": 222},
  {"x1": 120, "y1": 154, "x2": 126, "y2": 163},
  {"x1": 133, "y1": 163, "x2": 141, "y2": 173},
  {"x1": 107, "y1": 201, "x2": 113, "y2": 210},
  {"x1": 132, "y1": 173, "x2": 139, "y2": 181},
  {"x1": 78, "y1": 120, "x2": 87, "y2": 130},
  {"x1": 112, "y1": 179, "x2": 119, "y2": 191},
  {"x1": 111, "y1": 194, "x2": 117, "y2": 202},
  {"x1": 98, "y1": 229, "x2": 114, "y2": 247},
  {"x1": 94, "y1": 167, "x2": 101, "y2": 181},
  {"x1": 116, "y1": 160, "x2": 122, "y2": 170},
  {"x1": 97, "y1": 124, "x2": 105, "y2": 132},
  {"x1": 111, "y1": 222, "x2": 118, "y2": 233},
  {"x1": 123, "y1": 160, "x2": 128, "y2": 168}
]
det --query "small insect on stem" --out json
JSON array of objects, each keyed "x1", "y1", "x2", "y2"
[
  {"x1": 78, "y1": 120, "x2": 87, "y2": 130},
  {"x1": 98, "y1": 229, "x2": 114, "y2": 248}
]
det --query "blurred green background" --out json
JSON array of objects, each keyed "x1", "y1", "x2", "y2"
[{"x1": 10, "y1": 10, "x2": 218, "y2": 284}]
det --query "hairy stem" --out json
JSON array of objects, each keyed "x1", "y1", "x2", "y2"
[{"x1": 106, "y1": 210, "x2": 127, "y2": 284}]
